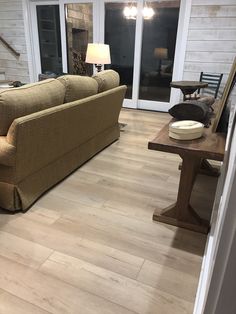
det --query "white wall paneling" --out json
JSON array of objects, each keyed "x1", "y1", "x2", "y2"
[
  {"x1": 189, "y1": 17, "x2": 236, "y2": 29},
  {"x1": 184, "y1": 62, "x2": 233, "y2": 74},
  {"x1": 0, "y1": 0, "x2": 30, "y2": 83},
  {"x1": 186, "y1": 41, "x2": 236, "y2": 52},
  {"x1": 168, "y1": 0, "x2": 192, "y2": 107},
  {"x1": 188, "y1": 29, "x2": 236, "y2": 41},
  {"x1": 183, "y1": 2, "x2": 236, "y2": 85},
  {"x1": 185, "y1": 51, "x2": 236, "y2": 63},
  {"x1": 192, "y1": 0, "x2": 236, "y2": 6},
  {"x1": 194, "y1": 85, "x2": 236, "y2": 313},
  {"x1": 191, "y1": 5, "x2": 236, "y2": 18}
]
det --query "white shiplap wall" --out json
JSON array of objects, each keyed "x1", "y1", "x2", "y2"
[
  {"x1": 183, "y1": 0, "x2": 236, "y2": 92},
  {"x1": 0, "y1": 0, "x2": 30, "y2": 83}
]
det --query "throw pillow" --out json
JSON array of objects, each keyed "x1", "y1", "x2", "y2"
[
  {"x1": 57, "y1": 75, "x2": 98, "y2": 103},
  {"x1": 92, "y1": 70, "x2": 120, "y2": 93}
]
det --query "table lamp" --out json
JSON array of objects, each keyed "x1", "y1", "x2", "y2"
[
  {"x1": 85, "y1": 43, "x2": 111, "y2": 72},
  {"x1": 154, "y1": 47, "x2": 168, "y2": 75}
]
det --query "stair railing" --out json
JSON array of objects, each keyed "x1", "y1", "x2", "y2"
[{"x1": 0, "y1": 35, "x2": 20, "y2": 58}]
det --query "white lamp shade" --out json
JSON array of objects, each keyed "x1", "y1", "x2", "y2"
[
  {"x1": 85, "y1": 43, "x2": 111, "y2": 65},
  {"x1": 154, "y1": 47, "x2": 168, "y2": 59}
]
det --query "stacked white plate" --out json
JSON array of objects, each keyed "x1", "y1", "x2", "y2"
[{"x1": 169, "y1": 120, "x2": 204, "y2": 140}]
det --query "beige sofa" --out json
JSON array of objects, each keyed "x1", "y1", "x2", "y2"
[{"x1": 0, "y1": 70, "x2": 127, "y2": 211}]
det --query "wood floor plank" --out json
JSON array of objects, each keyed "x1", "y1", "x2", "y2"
[
  {"x1": 137, "y1": 260, "x2": 199, "y2": 303},
  {"x1": 52, "y1": 217, "x2": 203, "y2": 276},
  {"x1": 37, "y1": 190, "x2": 162, "y2": 222},
  {"x1": 2, "y1": 217, "x2": 144, "y2": 279},
  {"x1": 50, "y1": 178, "x2": 158, "y2": 214},
  {"x1": 35, "y1": 193, "x2": 205, "y2": 256},
  {"x1": 78, "y1": 160, "x2": 178, "y2": 195},
  {"x1": 40, "y1": 251, "x2": 193, "y2": 314},
  {"x1": 53, "y1": 169, "x2": 177, "y2": 215},
  {"x1": 96, "y1": 150, "x2": 181, "y2": 174},
  {"x1": 0, "y1": 209, "x2": 19, "y2": 228},
  {"x1": 0, "y1": 290, "x2": 51, "y2": 314},
  {"x1": 0, "y1": 256, "x2": 136, "y2": 314},
  {"x1": 58, "y1": 170, "x2": 177, "y2": 205},
  {"x1": 52, "y1": 173, "x2": 178, "y2": 212},
  {"x1": 0, "y1": 230, "x2": 52, "y2": 269},
  {"x1": 22, "y1": 206, "x2": 61, "y2": 225}
]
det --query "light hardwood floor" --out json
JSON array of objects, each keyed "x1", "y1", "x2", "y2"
[{"x1": 0, "y1": 109, "x2": 207, "y2": 314}]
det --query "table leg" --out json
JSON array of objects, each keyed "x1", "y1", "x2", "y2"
[
  {"x1": 153, "y1": 154, "x2": 209, "y2": 234},
  {"x1": 178, "y1": 159, "x2": 220, "y2": 177},
  {"x1": 200, "y1": 159, "x2": 221, "y2": 177}
]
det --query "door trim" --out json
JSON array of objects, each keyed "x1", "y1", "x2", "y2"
[
  {"x1": 169, "y1": 0, "x2": 192, "y2": 108},
  {"x1": 22, "y1": 0, "x2": 36, "y2": 82},
  {"x1": 29, "y1": 0, "x2": 61, "y2": 81}
]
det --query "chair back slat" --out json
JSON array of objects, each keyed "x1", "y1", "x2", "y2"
[{"x1": 198, "y1": 72, "x2": 223, "y2": 98}]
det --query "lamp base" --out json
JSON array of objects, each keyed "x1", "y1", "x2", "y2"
[
  {"x1": 95, "y1": 64, "x2": 102, "y2": 72},
  {"x1": 158, "y1": 59, "x2": 162, "y2": 76}
]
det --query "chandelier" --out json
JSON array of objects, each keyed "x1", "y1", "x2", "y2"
[
  {"x1": 123, "y1": 2, "x2": 155, "y2": 20},
  {"x1": 123, "y1": 5, "x2": 137, "y2": 20},
  {"x1": 143, "y1": 5, "x2": 155, "y2": 19}
]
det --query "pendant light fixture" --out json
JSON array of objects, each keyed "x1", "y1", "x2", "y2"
[
  {"x1": 143, "y1": 1, "x2": 155, "y2": 19},
  {"x1": 123, "y1": 1, "x2": 154, "y2": 20},
  {"x1": 123, "y1": 2, "x2": 137, "y2": 20}
]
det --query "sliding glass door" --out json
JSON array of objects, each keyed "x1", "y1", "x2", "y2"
[
  {"x1": 139, "y1": 1, "x2": 180, "y2": 104},
  {"x1": 30, "y1": 0, "x2": 189, "y2": 111},
  {"x1": 36, "y1": 5, "x2": 62, "y2": 75},
  {"x1": 104, "y1": 2, "x2": 136, "y2": 100},
  {"x1": 103, "y1": 0, "x2": 182, "y2": 110}
]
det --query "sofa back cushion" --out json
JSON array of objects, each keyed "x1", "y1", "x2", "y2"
[
  {"x1": 0, "y1": 78, "x2": 65, "y2": 135},
  {"x1": 57, "y1": 75, "x2": 98, "y2": 103},
  {"x1": 92, "y1": 70, "x2": 120, "y2": 93}
]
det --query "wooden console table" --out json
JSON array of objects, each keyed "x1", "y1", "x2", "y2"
[{"x1": 148, "y1": 109, "x2": 225, "y2": 234}]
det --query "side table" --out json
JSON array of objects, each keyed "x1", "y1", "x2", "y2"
[{"x1": 170, "y1": 80, "x2": 208, "y2": 100}]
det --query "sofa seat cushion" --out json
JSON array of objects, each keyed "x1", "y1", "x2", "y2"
[
  {"x1": 0, "y1": 136, "x2": 16, "y2": 166},
  {"x1": 57, "y1": 75, "x2": 98, "y2": 103},
  {"x1": 0, "y1": 78, "x2": 65, "y2": 136},
  {"x1": 92, "y1": 70, "x2": 120, "y2": 92}
]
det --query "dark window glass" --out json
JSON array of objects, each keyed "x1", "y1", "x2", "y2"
[
  {"x1": 105, "y1": 3, "x2": 136, "y2": 99},
  {"x1": 37, "y1": 5, "x2": 62, "y2": 75},
  {"x1": 139, "y1": 1, "x2": 180, "y2": 102}
]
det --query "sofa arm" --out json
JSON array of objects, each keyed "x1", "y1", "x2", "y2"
[{"x1": 0, "y1": 136, "x2": 16, "y2": 166}]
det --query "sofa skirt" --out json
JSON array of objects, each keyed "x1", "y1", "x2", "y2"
[{"x1": 0, "y1": 125, "x2": 120, "y2": 212}]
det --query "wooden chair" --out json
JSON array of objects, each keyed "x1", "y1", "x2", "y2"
[{"x1": 198, "y1": 72, "x2": 223, "y2": 99}]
